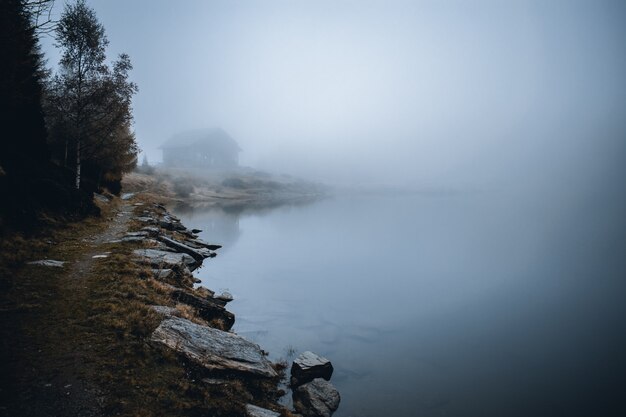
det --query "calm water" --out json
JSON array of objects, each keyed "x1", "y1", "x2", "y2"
[{"x1": 175, "y1": 191, "x2": 626, "y2": 417}]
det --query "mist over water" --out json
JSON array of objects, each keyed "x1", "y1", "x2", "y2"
[
  {"x1": 41, "y1": 0, "x2": 626, "y2": 190},
  {"x1": 39, "y1": 0, "x2": 626, "y2": 415},
  {"x1": 177, "y1": 188, "x2": 626, "y2": 417}
]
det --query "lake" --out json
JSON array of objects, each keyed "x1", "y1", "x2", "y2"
[{"x1": 175, "y1": 190, "x2": 626, "y2": 417}]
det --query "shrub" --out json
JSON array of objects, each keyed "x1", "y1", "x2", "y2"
[
  {"x1": 173, "y1": 180, "x2": 194, "y2": 198},
  {"x1": 221, "y1": 177, "x2": 246, "y2": 189}
]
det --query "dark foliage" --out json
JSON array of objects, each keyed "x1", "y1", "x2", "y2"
[
  {"x1": 0, "y1": 0, "x2": 97, "y2": 232},
  {"x1": 44, "y1": 1, "x2": 138, "y2": 195}
]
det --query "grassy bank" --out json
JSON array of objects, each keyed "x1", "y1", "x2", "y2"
[
  {"x1": 0, "y1": 193, "x2": 293, "y2": 417},
  {"x1": 125, "y1": 168, "x2": 328, "y2": 210}
]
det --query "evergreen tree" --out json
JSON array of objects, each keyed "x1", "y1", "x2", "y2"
[{"x1": 0, "y1": 0, "x2": 49, "y2": 174}]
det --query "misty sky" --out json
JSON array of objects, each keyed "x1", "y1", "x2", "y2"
[{"x1": 41, "y1": 0, "x2": 626, "y2": 187}]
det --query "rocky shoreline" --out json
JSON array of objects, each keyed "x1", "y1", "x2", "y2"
[{"x1": 122, "y1": 196, "x2": 341, "y2": 417}]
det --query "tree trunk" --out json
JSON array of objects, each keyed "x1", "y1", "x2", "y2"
[{"x1": 75, "y1": 140, "x2": 81, "y2": 189}]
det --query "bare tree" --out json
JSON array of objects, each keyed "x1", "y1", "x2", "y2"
[{"x1": 24, "y1": 0, "x2": 56, "y2": 35}]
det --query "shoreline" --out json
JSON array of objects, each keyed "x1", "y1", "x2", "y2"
[{"x1": 0, "y1": 178, "x2": 339, "y2": 416}]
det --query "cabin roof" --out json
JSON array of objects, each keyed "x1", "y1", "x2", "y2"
[{"x1": 161, "y1": 128, "x2": 241, "y2": 152}]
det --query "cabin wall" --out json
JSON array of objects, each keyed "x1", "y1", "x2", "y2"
[{"x1": 163, "y1": 147, "x2": 238, "y2": 169}]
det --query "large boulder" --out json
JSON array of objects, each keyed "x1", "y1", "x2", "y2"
[
  {"x1": 291, "y1": 351, "x2": 334, "y2": 387},
  {"x1": 293, "y1": 378, "x2": 340, "y2": 417},
  {"x1": 133, "y1": 249, "x2": 197, "y2": 270},
  {"x1": 150, "y1": 317, "x2": 277, "y2": 378},
  {"x1": 170, "y1": 288, "x2": 234, "y2": 330}
]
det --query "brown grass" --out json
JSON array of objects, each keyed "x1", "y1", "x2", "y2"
[{"x1": 0, "y1": 192, "x2": 290, "y2": 417}]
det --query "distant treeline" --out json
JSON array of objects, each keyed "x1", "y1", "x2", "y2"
[{"x1": 0, "y1": 0, "x2": 138, "y2": 230}]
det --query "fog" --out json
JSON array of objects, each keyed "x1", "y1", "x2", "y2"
[
  {"x1": 41, "y1": 0, "x2": 626, "y2": 192},
  {"x1": 33, "y1": 2, "x2": 626, "y2": 415}
]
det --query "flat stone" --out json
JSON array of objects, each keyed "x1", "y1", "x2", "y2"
[
  {"x1": 186, "y1": 238, "x2": 222, "y2": 251},
  {"x1": 201, "y1": 378, "x2": 229, "y2": 386},
  {"x1": 245, "y1": 404, "x2": 280, "y2": 417},
  {"x1": 291, "y1": 351, "x2": 334, "y2": 387},
  {"x1": 141, "y1": 226, "x2": 161, "y2": 236},
  {"x1": 93, "y1": 193, "x2": 110, "y2": 203},
  {"x1": 150, "y1": 317, "x2": 277, "y2": 378},
  {"x1": 136, "y1": 216, "x2": 156, "y2": 223},
  {"x1": 133, "y1": 249, "x2": 196, "y2": 270},
  {"x1": 92, "y1": 254, "x2": 108, "y2": 259},
  {"x1": 293, "y1": 378, "x2": 340, "y2": 417},
  {"x1": 121, "y1": 236, "x2": 146, "y2": 243},
  {"x1": 195, "y1": 247, "x2": 216, "y2": 258},
  {"x1": 158, "y1": 235, "x2": 206, "y2": 262},
  {"x1": 27, "y1": 259, "x2": 65, "y2": 267},
  {"x1": 125, "y1": 231, "x2": 149, "y2": 237},
  {"x1": 121, "y1": 192, "x2": 135, "y2": 200}
]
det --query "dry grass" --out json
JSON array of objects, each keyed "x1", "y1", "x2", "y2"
[{"x1": 0, "y1": 192, "x2": 290, "y2": 417}]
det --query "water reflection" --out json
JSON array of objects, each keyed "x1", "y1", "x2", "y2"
[
  {"x1": 175, "y1": 192, "x2": 626, "y2": 417},
  {"x1": 174, "y1": 203, "x2": 242, "y2": 250}
]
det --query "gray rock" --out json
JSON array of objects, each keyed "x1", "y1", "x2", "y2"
[
  {"x1": 215, "y1": 291, "x2": 234, "y2": 302},
  {"x1": 140, "y1": 226, "x2": 161, "y2": 236},
  {"x1": 136, "y1": 216, "x2": 156, "y2": 223},
  {"x1": 151, "y1": 305, "x2": 176, "y2": 316},
  {"x1": 158, "y1": 235, "x2": 206, "y2": 262},
  {"x1": 121, "y1": 236, "x2": 146, "y2": 243},
  {"x1": 202, "y1": 378, "x2": 229, "y2": 386},
  {"x1": 195, "y1": 286, "x2": 215, "y2": 298},
  {"x1": 133, "y1": 249, "x2": 196, "y2": 270},
  {"x1": 196, "y1": 247, "x2": 217, "y2": 258},
  {"x1": 291, "y1": 351, "x2": 334, "y2": 387},
  {"x1": 170, "y1": 288, "x2": 234, "y2": 330},
  {"x1": 293, "y1": 378, "x2": 340, "y2": 417},
  {"x1": 150, "y1": 317, "x2": 277, "y2": 377},
  {"x1": 159, "y1": 215, "x2": 187, "y2": 231},
  {"x1": 121, "y1": 192, "x2": 135, "y2": 200},
  {"x1": 186, "y1": 238, "x2": 222, "y2": 251},
  {"x1": 27, "y1": 259, "x2": 65, "y2": 267},
  {"x1": 180, "y1": 229, "x2": 199, "y2": 239},
  {"x1": 245, "y1": 404, "x2": 281, "y2": 417},
  {"x1": 151, "y1": 268, "x2": 174, "y2": 280},
  {"x1": 93, "y1": 193, "x2": 110, "y2": 203},
  {"x1": 125, "y1": 231, "x2": 149, "y2": 238}
]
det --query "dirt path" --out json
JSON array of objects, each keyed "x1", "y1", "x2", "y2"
[{"x1": 0, "y1": 199, "x2": 134, "y2": 417}]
